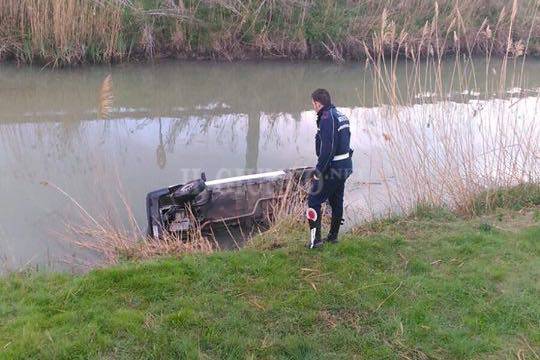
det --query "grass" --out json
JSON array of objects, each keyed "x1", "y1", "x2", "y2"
[
  {"x1": 1, "y1": 206, "x2": 539, "y2": 359},
  {"x1": 472, "y1": 183, "x2": 540, "y2": 215},
  {"x1": 0, "y1": 0, "x2": 539, "y2": 65}
]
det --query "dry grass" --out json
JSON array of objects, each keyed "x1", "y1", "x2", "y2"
[
  {"x1": 0, "y1": 0, "x2": 539, "y2": 65},
  {"x1": 266, "y1": 174, "x2": 311, "y2": 226},
  {"x1": 365, "y1": 0, "x2": 540, "y2": 216},
  {"x1": 41, "y1": 177, "x2": 214, "y2": 268},
  {"x1": 246, "y1": 173, "x2": 339, "y2": 250},
  {"x1": 0, "y1": 0, "x2": 124, "y2": 65},
  {"x1": 64, "y1": 219, "x2": 214, "y2": 267}
]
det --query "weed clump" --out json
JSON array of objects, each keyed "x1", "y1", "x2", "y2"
[{"x1": 472, "y1": 183, "x2": 540, "y2": 214}]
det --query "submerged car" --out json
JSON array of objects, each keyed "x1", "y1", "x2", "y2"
[{"x1": 146, "y1": 167, "x2": 314, "y2": 239}]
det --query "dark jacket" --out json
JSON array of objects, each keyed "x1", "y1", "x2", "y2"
[{"x1": 315, "y1": 105, "x2": 353, "y2": 179}]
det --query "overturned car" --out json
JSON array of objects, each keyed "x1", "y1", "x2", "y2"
[{"x1": 146, "y1": 167, "x2": 314, "y2": 239}]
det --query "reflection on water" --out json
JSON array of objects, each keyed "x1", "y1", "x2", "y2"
[{"x1": 1, "y1": 60, "x2": 539, "y2": 270}]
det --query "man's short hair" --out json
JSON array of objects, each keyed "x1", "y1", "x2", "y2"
[{"x1": 311, "y1": 89, "x2": 332, "y2": 107}]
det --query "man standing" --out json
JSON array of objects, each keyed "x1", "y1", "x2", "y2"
[{"x1": 306, "y1": 89, "x2": 353, "y2": 249}]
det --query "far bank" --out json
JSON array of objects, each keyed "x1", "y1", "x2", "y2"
[{"x1": 0, "y1": 0, "x2": 539, "y2": 66}]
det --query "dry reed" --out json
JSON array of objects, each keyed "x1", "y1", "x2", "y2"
[
  {"x1": 365, "y1": 0, "x2": 540, "y2": 216},
  {"x1": 0, "y1": 0, "x2": 539, "y2": 65},
  {"x1": 42, "y1": 176, "x2": 214, "y2": 268}
]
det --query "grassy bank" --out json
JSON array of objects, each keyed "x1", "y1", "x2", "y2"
[
  {"x1": 0, "y1": 0, "x2": 539, "y2": 65},
  {"x1": 1, "y1": 205, "x2": 539, "y2": 359}
]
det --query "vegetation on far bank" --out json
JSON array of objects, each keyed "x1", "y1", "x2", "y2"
[
  {"x1": 1, "y1": 198, "x2": 539, "y2": 359},
  {"x1": 0, "y1": 0, "x2": 539, "y2": 66}
]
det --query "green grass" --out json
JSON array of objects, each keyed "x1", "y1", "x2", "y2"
[
  {"x1": 1, "y1": 209, "x2": 539, "y2": 359},
  {"x1": 473, "y1": 183, "x2": 540, "y2": 215}
]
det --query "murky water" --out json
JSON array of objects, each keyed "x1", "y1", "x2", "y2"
[{"x1": 1, "y1": 59, "x2": 539, "y2": 271}]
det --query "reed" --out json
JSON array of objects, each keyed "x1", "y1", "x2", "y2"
[
  {"x1": 0, "y1": 0, "x2": 124, "y2": 65},
  {"x1": 365, "y1": 0, "x2": 540, "y2": 216},
  {"x1": 42, "y1": 174, "x2": 215, "y2": 268},
  {"x1": 0, "y1": 0, "x2": 539, "y2": 65},
  {"x1": 64, "y1": 216, "x2": 214, "y2": 266},
  {"x1": 267, "y1": 175, "x2": 311, "y2": 225}
]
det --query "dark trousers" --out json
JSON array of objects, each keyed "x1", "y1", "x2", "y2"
[{"x1": 308, "y1": 175, "x2": 346, "y2": 221}]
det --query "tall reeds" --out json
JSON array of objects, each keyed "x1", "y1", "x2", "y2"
[
  {"x1": 0, "y1": 0, "x2": 539, "y2": 65},
  {"x1": 0, "y1": 0, "x2": 124, "y2": 65},
  {"x1": 365, "y1": 0, "x2": 540, "y2": 216}
]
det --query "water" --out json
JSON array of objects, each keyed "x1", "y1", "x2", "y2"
[{"x1": 1, "y1": 59, "x2": 539, "y2": 271}]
